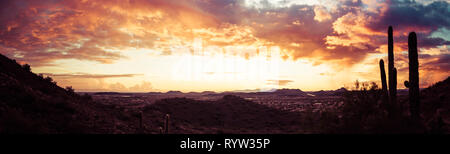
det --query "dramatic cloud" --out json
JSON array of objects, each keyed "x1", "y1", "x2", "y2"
[
  {"x1": 0, "y1": 0, "x2": 218, "y2": 66},
  {"x1": 314, "y1": 6, "x2": 332, "y2": 22},
  {"x1": 0, "y1": 0, "x2": 448, "y2": 89},
  {"x1": 368, "y1": 0, "x2": 450, "y2": 32}
]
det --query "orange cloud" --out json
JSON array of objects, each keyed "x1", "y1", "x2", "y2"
[
  {"x1": 325, "y1": 11, "x2": 383, "y2": 48},
  {"x1": 0, "y1": 0, "x2": 219, "y2": 66},
  {"x1": 0, "y1": 0, "x2": 448, "y2": 89},
  {"x1": 313, "y1": 6, "x2": 332, "y2": 22}
]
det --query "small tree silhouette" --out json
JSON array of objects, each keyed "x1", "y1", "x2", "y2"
[
  {"x1": 38, "y1": 73, "x2": 44, "y2": 79},
  {"x1": 354, "y1": 80, "x2": 360, "y2": 91},
  {"x1": 22, "y1": 64, "x2": 31, "y2": 72},
  {"x1": 65, "y1": 86, "x2": 75, "y2": 94},
  {"x1": 44, "y1": 76, "x2": 53, "y2": 82}
]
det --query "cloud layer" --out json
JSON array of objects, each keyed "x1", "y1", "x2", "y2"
[{"x1": 0, "y1": 0, "x2": 448, "y2": 88}]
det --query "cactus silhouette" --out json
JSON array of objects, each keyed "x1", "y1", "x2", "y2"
[
  {"x1": 164, "y1": 114, "x2": 170, "y2": 134},
  {"x1": 388, "y1": 26, "x2": 397, "y2": 104},
  {"x1": 159, "y1": 127, "x2": 163, "y2": 134},
  {"x1": 379, "y1": 26, "x2": 398, "y2": 117},
  {"x1": 379, "y1": 59, "x2": 388, "y2": 102},
  {"x1": 406, "y1": 32, "x2": 420, "y2": 120},
  {"x1": 393, "y1": 67, "x2": 397, "y2": 97},
  {"x1": 380, "y1": 27, "x2": 421, "y2": 120}
]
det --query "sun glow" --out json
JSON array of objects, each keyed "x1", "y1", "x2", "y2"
[{"x1": 3, "y1": 0, "x2": 448, "y2": 92}]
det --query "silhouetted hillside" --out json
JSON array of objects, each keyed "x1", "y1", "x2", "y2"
[
  {"x1": 0, "y1": 54, "x2": 113, "y2": 133},
  {"x1": 421, "y1": 77, "x2": 450, "y2": 99},
  {"x1": 319, "y1": 76, "x2": 450, "y2": 134},
  {"x1": 143, "y1": 95, "x2": 305, "y2": 134},
  {"x1": 419, "y1": 77, "x2": 450, "y2": 133}
]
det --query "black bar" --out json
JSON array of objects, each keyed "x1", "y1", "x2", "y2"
[{"x1": 0, "y1": 134, "x2": 447, "y2": 153}]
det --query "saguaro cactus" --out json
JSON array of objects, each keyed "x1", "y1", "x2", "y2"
[
  {"x1": 164, "y1": 114, "x2": 170, "y2": 134},
  {"x1": 380, "y1": 27, "x2": 421, "y2": 120},
  {"x1": 388, "y1": 26, "x2": 397, "y2": 104},
  {"x1": 379, "y1": 59, "x2": 388, "y2": 102},
  {"x1": 406, "y1": 32, "x2": 420, "y2": 120},
  {"x1": 159, "y1": 127, "x2": 163, "y2": 134},
  {"x1": 393, "y1": 67, "x2": 397, "y2": 97}
]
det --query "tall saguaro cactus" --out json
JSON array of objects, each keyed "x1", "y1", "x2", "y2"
[
  {"x1": 388, "y1": 26, "x2": 397, "y2": 104},
  {"x1": 379, "y1": 27, "x2": 421, "y2": 120},
  {"x1": 407, "y1": 32, "x2": 420, "y2": 120}
]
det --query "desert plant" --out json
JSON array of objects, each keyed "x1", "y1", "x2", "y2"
[
  {"x1": 159, "y1": 127, "x2": 163, "y2": 134},
  {"x1": 326, "y1": 27, "x2": 425, "y2": 133},
  {"x1": 44, "y1": 76, "x2": 53, "y2": 82},
  {"x1": 65, "y1": 86, "x2": 75, "y2": 94},
  {"x1": 330, "y1": 85, "x2": 383, "y2": 133},
  {"x1": 404, "y1": 32, "x2": 420, "y2": 120},
  {"x1": 379, "y1": 26, "x2": 399, "y2": 117},
  {"x1": 164, "y1": 114, "x2": 170, "y2": 134},
  {"x1": 379, "y1": 59, "x2": 389, "y2": 103},
  {"x1": 354, "y1": 80, "x2": 360, "y2": 91},
  {"x1": 380, "y1": 27, "x2": 421, "y2": 120},
  {"x1": 369, "y1": 82, "x2": 379, "y2": 91},
  {"x1": 387, "y1": 26, "x2": 397, "y2": 104},
  {"x1": 22, "y1": 64, "x2": 31, "y2": 72},
  {"x1": 38, "y1": 73, "x2": 44, "y2": 79}
]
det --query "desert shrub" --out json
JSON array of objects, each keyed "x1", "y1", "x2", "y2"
[
  {"x1": 65, "y1": 86, "x2": 75, "y2": 95},
  {"x1": 318, "y1": 81, "x2": 427, "y2": 133},
  {"x1": 37, "y1": 73, "x2": 44, "y2": 79},
  {"x1": 44, "y1": 76, "x2": 53, "y2": 83},
  {"x1": 22, "y1": 64, "x2": 31, "y2": 72},
  {"x1": 316, "y1": 88, "x2": 382, "y2": 133}
]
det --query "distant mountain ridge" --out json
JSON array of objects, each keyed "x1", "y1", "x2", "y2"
[
  {"x1": 309, "y1": 87, "x2": 348, "y2": 96},
  {"x1": 94, "y1": 88, "x2": 313, "y2": 97}
]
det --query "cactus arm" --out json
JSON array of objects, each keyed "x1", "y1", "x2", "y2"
[{"x1": 379, "y1": 59, "x2": 389, "y2": 103}]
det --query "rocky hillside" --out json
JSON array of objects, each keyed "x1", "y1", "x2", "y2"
[{"x1": 0, "y1": 54, "x2": 115, "y2": 133}]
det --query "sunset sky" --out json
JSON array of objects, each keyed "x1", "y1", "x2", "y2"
[{"x1": 0, "y1": 0, "x2": 449, "y2": 92}]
